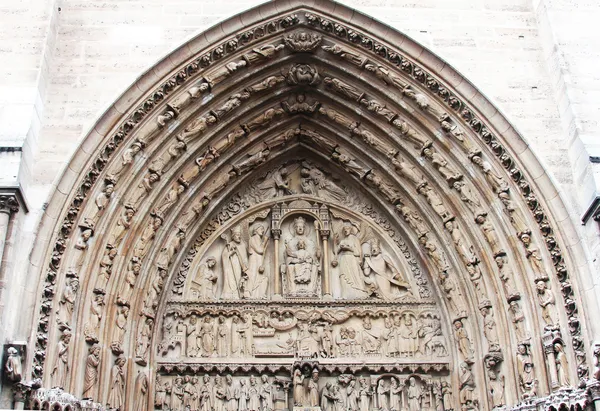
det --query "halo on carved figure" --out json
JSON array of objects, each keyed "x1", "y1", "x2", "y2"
[{"x1": 23, "y1": 1, "x2": 594, "y2": 410}]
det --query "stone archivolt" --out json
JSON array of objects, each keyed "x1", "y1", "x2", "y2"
[{"x1": 23, "y1": 4, "x2": 593, "y2": 411}]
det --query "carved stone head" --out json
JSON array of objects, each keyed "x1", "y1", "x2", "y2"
[{"x1": 293, "y1": 217, "x2": 306, "y2": 235}]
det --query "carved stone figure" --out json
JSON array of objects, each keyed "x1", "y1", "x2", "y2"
[
  {"x1": 118, "y1": 257, "x2": 141, "y2": 305},
  {"x1": 133, "y1": 216, "x2": 163, "y2": 259},
  {"x1": 375, "y1": 379, "x2": 389, "y2": 411},
  {"x1": 488, "y1": 369, "x2": 505, "y2": 408},
  {"x1": 84, "y1": 293, "x2": 105, "y2": 343},
  {"x1": 498, "y1": 192, "x2": 529, "y2": 234},
  {"x1": 453, "y1": 319, "x2": 474, "y2": 363},
  {"x1": 360, "y1": 98, "x2": 397, "y2": 123},
  {"x1": 517, "y1": 343, "x2": 537, "y2": 398},
  {"x1": 444, "y1": 220, "x2": 477, "y2": 266},
  {"x1": 324, "y1": 76, "x2": 364, "y2": 101},
  {"x1": 108, "y1": 206, "x2": 135, "y2": 247},
  {"x1": 323, "y1": 44, "x2": 367, "y2": 67},
  {"x1": 134, "y1": 371, "x2": 149, "y2": 411},
  {"x1": 284, "y1": 32, "x2": 322, "y2": 52},
  {"x1": 200, "y1": 375, "x2": 212, "y2": 411},
  {"x1": 260, "y1": 375, "x2": 274, "y2": 411},
  {"x1": 459, "y1": 362, "x2": 476, "y2": 409},
  {"x1": 521, "y1": 233, "x2": 547, "y2": 280},
  {"x1": 536, "y1": 280, "x2": 559, "y2": 328},
  {"x1": 480, "y1": 306, "x2": 501, "y2": 352},
  {"x1": 135, "y1": 317, "x2": 154, "y2": 365},
  {"x1": 391, "y1": 156, "x2": 426, "y2": 187},
  {"x1": 407, "y1": 377, "x2": 422, "y2": 411},
  {"x1": 4, "y1": 346, "x2": 22, "y2": 382},
  {"x1": 287, "y1": 64, "x2": 320, "y2": 86},
  {"x1": 52, "y1": 330, "x2": 71, "y2": 388},
  {"x1": 365, "y1": 172, "x2": 402, "y2": 204},
  {"x1": 126, "y1": 171, "x2": 159, "y2": 209},
  {"x1": 333, "y1": 223, "x2": 367, "y2": 299},
  {"x1": 418, "y1": 236, "x2": 450, "y2": 273},
  {"x1": 293, "y1": 369, "x2": 305, "y2": 406},
  {"x1": 308, "y1": 370, "x2": 319, "y2": 407},
  {"x1": 509, "y1": 300, "x2": 529, "y2": 342},
  {"x1": 231, "y1": 315, "x2": 250, "y2": 356},
  {"x1": 107, "y1": 356, "x2": 126, "y2": 410},
  {"x1": 171, "y1": 376, "x2": 185, "y2": 410},
  {"x1": 365, "y1": 63, "x2": 405, "y2": 88},
  {"x1": 111, "y1": 305, "x2": 129, "y2": 353},
  {"x1": 204, "y1": 61, "x2": 247, "y2": 89},
  {"x1": 471, "y1": 155, "x2": 509, "y2": 193},
  {"x1": 242, "y1": 43, "x2": 285, "y2": 65},
  {"x1": 282, "y1": 94, "x2": 320, "y2": 114},
  {"x1": 221, "y1": 226, "x2": 249, "y2": 299},
  {"x1": 397, "y1": 205, "x2": 429, "y2": 237},
  {"x1": 244, "y1": 108, "x2": 284, "y2": 133},
  {"x1": 95, "y1": 246, "x2": 117, "y2": 291},
  {"x1": 149, "y1": 139, "x2": 186, "y2": 175},
  {"x1": 363, "y1": 239, "x2": 411, "y2": 299},
  {"x1": 214, "y1": 376, "x2": 226, "y2": 411},
  {"x1": 248, "y1": 225, "x2": 270, "y2": 299},
  {"x1": 418, "y1": 185, "x2": 453, "y2": 221},
  {"x1": 453, "y1": 180, "x2": 486, "y2": 218},
  {"x1": 332, "y1": 148, "x2": 370, "y2": 179},
  {"x1": 423, "y1": 147, "x2": 462, "y2": 184},
  {"x1": 495, "y1": 255, "x2": 519, "y2": 299},
  {"x1": 82, "y1": 344, "x2": 101, "y2": 399},
  {"x1": 284, "y1": 216, "x2": 320, "y2": 296},
  {"x1": 56, "y1": 276, "x2": 79, "y2": 328},
  {"x1": 392, "y1": 118, "x2": 432, "y2": 150},
  {"x1": 554, "y1": 342, "x2": 571, "y2": 387}
]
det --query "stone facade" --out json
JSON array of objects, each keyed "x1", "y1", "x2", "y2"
[{"x1": 0, "y1": 0, "x2": 599, "y2": 410}]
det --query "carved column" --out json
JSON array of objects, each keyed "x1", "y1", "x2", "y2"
[
  {"x1": 320, "y1": 229, "x2": 331, "y2": 297},
  {"x1": 543, "y1": 331, "x2": 559, "y2": 390},
  {"x1": 0, "y1": 194, "x2": 20, "y2": 271},
  {"x1": 272, "y1": 228, "x2": 282, "y2": 297}
]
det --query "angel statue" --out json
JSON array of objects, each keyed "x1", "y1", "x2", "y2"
[
  {"x1": 284, "y1": 216, "x2": 321, "y2": 296},
  {"x1": 362, "y1": 238, "x2": 413, "y2": 300},
  {"x1": 221, "y1": 225, "x2": 249, "y2": 299},
  {"x1": 248, "y1": 224, "x2": 270, "y2": 299},
  {"x1": 332, "y1": 222, "x2": 369, "y2": 299}
]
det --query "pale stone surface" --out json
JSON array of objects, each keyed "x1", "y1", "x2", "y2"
[{"x1": 0, "y1": 0, "x2": 599, "y2": 410}]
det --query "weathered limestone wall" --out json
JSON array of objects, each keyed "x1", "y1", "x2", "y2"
[{"x1": 0, "y1": 0, "x2": 598, "y2": 403}]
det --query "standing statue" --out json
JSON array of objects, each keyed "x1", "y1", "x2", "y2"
[
  {"x1": 134, "y1": 371, "x2": 149, "y2": 411},
  {"x1": 260, "y1": 375, "x2": 274, "y2": 411},
  {"x1": 389, "y1": 378, "x2": 401, "y2": 411},
  {"x1": 358, "y1": 377, "x2": 371, "y2": 411},
  {"x1": 52, "y1": 330, "x2": 71, "y2": 388},
  {"x1": 82, "y1": 344, "x2": 101, "y2": 399},
  {"x1": 308, "y1": 370, "x2": 320, "y2": 407},
  {"x1": 375, "y1": 379, "x2": 389, "y2": 411},
  {"x1": 407, "y1": 377, "x2": 422, "y2": 411},
  {"x1": 555, "y1": 342, "x2": 571, "y2": 387},
  {"x1": 107, "y1": 356, "x2": 126, "y2": 410},
  {"x1": 221, "y1": 226, "x2": 249, "y2": 299},
  {"x1": 293, "y1": 369, "x2": 306, "y2": 406},
  {"x1": 248, "y1": 225, "x2": 270, "y2": 298},
  {"x1": 333, "y1": 223, "x2": 367, "y2": 299}
]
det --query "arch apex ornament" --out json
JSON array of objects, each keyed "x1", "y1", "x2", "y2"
[{"x1": 22, "y1": 1, "x2": 600, "y2": 411}]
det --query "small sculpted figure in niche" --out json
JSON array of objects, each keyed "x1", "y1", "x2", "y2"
[
  {"x1": 321, "y1": 382, "x2": 334, "y2": 411},
  {"x1": 323, "y1": 44, "x2": 367, "y2": 67},
  {"x1": 325, "y1": 77, "x2": 364, "y2": 101},
  {"x1": 200, "y1": 375, "x2": 212, "y2": 411},
  {"x1": 397, "y1": 205, "x2": 429, "y2": 237},
  {"x1": 134, "y1": 371, "x2": 149, "y2": 411},
  {"x1": 509, "y1": 300, "x2": 529, "y2": 342},
  {"x1": 346, "y1": 380, "x2": 359, "y2": 411},
  {"x1": 216, "y1": 316, "x2": 229, "y2": 357},
  {"x1": 375, "y1": 379, "x2": 389, "y2": 411},
  {"x1": 293, "y1": 369, "x2": 305, "y2": 406},
  {"x1": 134, "y1": 216, "x2": 163, "y2": 259},
  {"x1": 231, "y1": 315, "x2": 250, "y2": 356},
  {"x1": 419, "y1": 316, "x2": 448, "y2": 357},
  {"x1": 242, "y1": 43, "x2": 285, "y2": 65},
  {"x1": 495, "y1": 255, "x2": 519, "y2": 298},
  {"x1": 178, "y1": 114, "x2": 217, "y2": 142},
  {"x1": 126, "y1": 171, "x2": 159, "y2": 209},
  {"x1": 142, "y1": 274, "x2": 164, "y2": 317},
  {"x1": 407, "y1": 377, "x2": 422, "y2": 411},
  {"x1": 498, "y1": 191, "x2": 528, "y2": 234},
  {"x1": 186, "y1": 316, "x2": 199, "y2": 357},
  {"x1": 476, "y1": 215, "x2": 503, "y2": 256},
  {"x1": 282, "y1": 93, "x2": 319, "y2": 114},
  {"x1": 480, "y1": 306, "x2": 501, "y2": 352},
  {"x1": 365, "y1": 63, "x2": 406, "y2": 89},
  {"x1": 107, "y1": 141, "x2": 142, "y2": 180},
  {"x1": 332, "y1": 148, "x2": 370, "y2": 179},
  {"x1": 82, "y1": 343, "x2": 101, "y2": 399},
  {"x1": 359, "y1": 97, "x2": 397, "y2": 123},
  {"x1": 422, "y1": 147, "x2": 463, "y2": 184},
  {"x1": 444, "y1": 220, "x2": 478, "y2": 266},
  {"x1": 399, "y1": 315, "x2": 418, "y2": 357},
  {"x1": 246, "y1": 75, "x2": 286, "y2": 95},
  {"x1": 296, "y1": 322, "x2": 320, "y2": 358},
  {"x1": 361, "y1": 317, "x2": 380, "y2": 354},
  {"x1": 440, "y1": 271, "x2": 468, "y2": 316},
  {"x1": 95, "y1": 246, "x2": 117, "y2": 291},
  {"x1": 321, "y1": 323, "x2": 334, "y2": 358},
  {"x1": 418, "y1": 185, "x2": 453, "y2": 222},
  {"x1": 381, "y1": 317, "x2": 398, "y2": 357},
  {"x1": 365, "y1": 172, "x2": 402, "y2": 204},
  {"x1": 287, "y1": 64, "x2": 320, "y2": 86},
  {"x1": 84, "y1": 293, "x2": 105, "y2": 343},
  {"x1": 388, "y1": 378, "x2": 401, "y2": 411},
  {"x1": 520, "y1": 233, "x2": 547, "y2": 280},
  {"x1": 56, "y1": 276, "x2": 79, "y2": 328},
  {"x1": 200, "y1": 316, "x2": 215, "y2": 357},
  {"x1": 154, "y1": 376, "x2": 168, "y2": 411},
  {"x1": 221, "y1": 226, "x2": 249, "y2": 300},
  {"x1": 171, "y1": 376, "x2": 184, "y2": 411},
  {"x1": 118, "y1": 257, "x2": 141, "y2": 305},
  {"x1": 156, "y1": 229, "x2": 185, "y2": 270},
  {"x1": 333, "y1": 223, "x2": 367, "y2": 299},
  {"x1": 488, "y1": 369, "x2": 505, "y2": 408},
  {"x1": 107, "y1": 356, "x2": 126, "y2": 410},
  {"x1": 74, "y1": 228, "x2": 93, "y2": 251},
  {"x1": 453, "y1": 319, "x2": 474, "y2": 363},
  {"x1": 204, "y1": 60, "x2": 246, "y2": 89},
  {"x1": 471, "y1": 154, "x2": 509, "y2": 193},
  {"x1": 459, "y1": 362, "x2": 477, "y2": 409},
  {"x1": 391, "y1": 156, "x2": 426, "y2": 187},
  {"x1": 149, "y1": 139, "x2": 186, "y2": 175},
  {"x1": 4, "y1": 347, "x2": 21, "y2": 382},
  {"x1": 225, "y1": 375, "x2": 236, "y2": 411},
  {"x1": 440, "y1": 121, "x2": 474, "y2": 152},
  {"x1": 135, "y1": 317, "x2": 153, "y2": 365},
  {"x1": 357, "y1": 378, "x2": 371, "y2": 411},
  {"x1": 108, "y1": 206, "x2": 135, "y2": 247},
  {"x1": 554, "y1": 342, "x2": 571, "y2": 387},
  {"x1": 112, "y1": 305, "x2": 129, "y2": 353},
  {"x1": 284, "y1": 217, "x2": 320, "y2": 296},
  {"x1": 307, "y1": 370, "x2": 319, "y2": 407},
  {"x1": 247, "y1": 376, "x2": 260, "y2": 411},
  {"x1": 52, "y1": 330, "x2": 71, "y2": 388},
  {"x1": 351, "y1": 126, "x2": 398, "y2": 158},
  {"x1": 195, "y1": 257, "x2": 217, "y2": 300},
  {"x1": 317, "y1": 107, "x2": 357, "y2": 132},
  {"x1": 335, "y1": 327, "x2": 350, "y2": 357},
  {"x1": 214, "y1": 376, "x2": 226, "y2": 411},
  {"x1": 154, "y1": 183, "x2": 186, "y2": 217},
  {"x1": 260, "y1": 375, "x2": 274, "y2": 411},
  {"x1": 536, "y1": 280, "x2": 559, "y2": 328},
  {"x1": 243, "y1": 108, "x2": 284, "y2": 133},
  {"x1": 362, "y1": 239, "x2": 411, "y2": 300},
  {"x1": 214, "y1": 92, "x2": 250, "y2": 120},
  {"x1": 418, "y1": 236, "x2": 450, "y2": 273},
  {"x1": 392, "y1": 117, "x2": 432, "y2": 150},
  {"x1": 453, "y1": 180, "x2": 486, "y2": 218},
  {"x1": 248, "y1": 225, "x2": 270, "y2": 299},
  {"x1": 517, "y1": 343, "x2": 537, "y2": 398}
]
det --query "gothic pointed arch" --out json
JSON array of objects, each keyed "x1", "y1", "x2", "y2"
[{"x1": 25, "y1": 1, "x2": 597, "y2": 410}]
